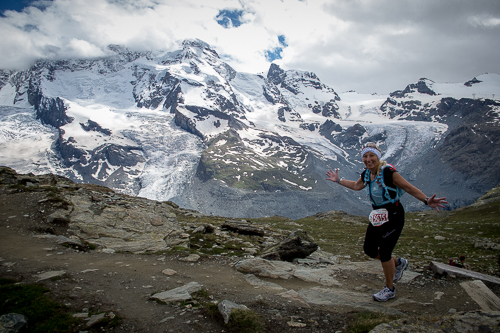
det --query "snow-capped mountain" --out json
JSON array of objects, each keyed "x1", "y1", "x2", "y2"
[{"x1": 0, "y1": 39, "x2": 499, "y2": 219}]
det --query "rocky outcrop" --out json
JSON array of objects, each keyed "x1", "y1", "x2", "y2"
[
  {"x1": 260, "y1": 229, "x2": 318, "y2": 261},
  {"x1": 389, "y1": 78, "x2": 437, "y2": 98},
  {"x1": 80, "y1": 120, "x2": 112, "y2": 136},
  {"x1": 221, "y1": 220, "x2": 266, "y2": 237},
  {"x1": 65, "y1": 191, "x2": 186, "y2": 253},
  {"x1": 0, "y1": 167, "x2": 188, "y2": 253},
  {"x1": 370, "y1": 311, "x2": 500, "y2": 333},
  {"x1": 33, "y1": 95, "x2": 73, "y2": 128}
]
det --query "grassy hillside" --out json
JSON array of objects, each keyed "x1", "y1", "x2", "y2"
[
  {"x1": 288, "y1": 186, "x2": 500, "y2": 275},
  {"x1": 2, "y1": 166, "x2": 499, "y2": 276},
  {"x1": 179, "y1": 185, "x2": 500, "y2": 276}
]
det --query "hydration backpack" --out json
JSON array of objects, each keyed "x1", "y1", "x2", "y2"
[{"x1": 363, "y1": 164, "x2": 405, "y2": 206}]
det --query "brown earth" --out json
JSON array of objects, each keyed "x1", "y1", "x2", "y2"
[{"x1": 1, "y1": 190, "x2": 499, "y2": 333}]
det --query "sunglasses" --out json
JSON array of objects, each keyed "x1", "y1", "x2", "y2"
[{"x1": 362, "y1": 142, "x2": 380, "y2": 149}]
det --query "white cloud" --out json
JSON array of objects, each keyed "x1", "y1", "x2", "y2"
[{"x1": 0, "y1": 0, "x2": 499, "y2": 94}]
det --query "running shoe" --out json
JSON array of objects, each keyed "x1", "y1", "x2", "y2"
[
  {"x1": 373, "y1": 286, "x2": 395, "y2": 302},
  {"x1": 393, "y1": 258, "x2": 409, "y2": 283}
]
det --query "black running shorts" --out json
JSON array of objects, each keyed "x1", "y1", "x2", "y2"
[{"x1": 363, "y1": 203, "x2": 405, "y2": 262}]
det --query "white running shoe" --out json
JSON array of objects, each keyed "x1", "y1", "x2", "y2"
[
  {"x1": 393, "y1": 258, "x2": 409, "y2": 283},
  {"x1": 373, "y1": 286, "x2": 395, "y2": 302}
]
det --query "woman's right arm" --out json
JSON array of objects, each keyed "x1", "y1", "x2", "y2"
[{"x1": 326, "y1": 169, "x2": 365, "y2": 191}]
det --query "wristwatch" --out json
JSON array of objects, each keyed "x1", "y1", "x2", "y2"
[{"x1": 423, "y1": 197, "x2": 429, "y2": 205}]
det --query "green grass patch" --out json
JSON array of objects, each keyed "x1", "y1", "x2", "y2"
[
  {"x1": 0, "y1": 280, "x2": 80, "y2": 333},
  {"x1": 175, "y1": 189, "x2": 500, "y2": 275},
  {"x1": 346, "y1": 311, "x2": 401, "y2": 333},
  {"x1": 249, "y1": 197, "x2": 500, "y2": 274},
  {"x1": 227, "y1": 308, "x2": 264, "y2": 333}
]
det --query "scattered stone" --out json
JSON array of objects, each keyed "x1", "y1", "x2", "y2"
[
  {"x1": 434, "y1": 291, "x2": 444, "y2": 300},
  {"x1": 221, "y1": 221, "x2": 265, "y2": 237},
  {"x1": 354, "y1": 284, "x2": 369, "y2": 292},
  {"x1": 218, "y1": 300, "x2": 250, "y2": 324},
  {"x1": 242, "y1": 247, "x2": 258, "y2": 255},
  {"x1": 192, "y1": 224, "x2": 215, "y2": 234},
  {"x1": 0, "y1": 313, "x2": 28, "y2": 333},
  {"x1": 369, "y1": 311, "x2": 500, "y2": 333},
  {"x1": 86, "y1": 313, "x2": 106, "y2": 327},
  {"x1": 434, "y1": 236, "x2": 446, "y2": 240},
  {"x1": 475, "y1": 241, "x2": 500, "y2": 251},
  {"x1": 162, "y1": 269, "x2": 177, "y2": 276},
  {"x1": 34, "y1": 270, "x2": 66, "y2": 281},
  {"x1": 179, "y1": 254, "x2": 200, "y2": 262},
  {"x1": 287, "y1": 321, "x2": 307, "y2": 328},
  {"x1": 151, "y1": 282, "x2": 202, "y2": 303},
  {"x1": 72, "y1": 312, "x2": 89, "y2": 318}
]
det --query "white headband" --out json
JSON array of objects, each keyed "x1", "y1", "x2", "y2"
[{"x1": 361, "y1": 147, "x2": 381, "y2": 159}]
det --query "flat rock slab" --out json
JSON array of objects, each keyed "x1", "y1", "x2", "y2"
[
  {"x1": 431, "y1": 261, "x2": 500, "y2": 285},
  {"x1": 298, "y1": 287, "x2": 404, "y2": 316},
  {"x1": 151, "y1": 281, "x2": 202, "y2": 303},
  {"x1": 335, "y1": 260, "x2": 421, "y2": 283},
  {"x1": 243, "y1": 274, "x2": 286, "y2": 291},
  {"x1": 235, "y1": 258, "x2": 342, "y2": 286},
  {"x1": 460, "y1": 280, "x2": 500, "y2": 312},
  {"x1": 178, "y1": 254, "x2": 200, "y2": 262},
  {"x1": 34, "y1": 270, "x2": 66, "y2": 281}
]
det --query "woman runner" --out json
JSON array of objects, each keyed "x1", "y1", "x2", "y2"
[{"x1": 326, "y1": 142, "x2": 448, "y2": 301}]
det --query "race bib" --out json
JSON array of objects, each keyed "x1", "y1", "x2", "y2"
[{"x1": 369, "y1": 209, "x2": 389, "y2": 227}]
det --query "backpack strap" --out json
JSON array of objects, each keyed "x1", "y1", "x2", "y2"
[{"x1": 365, "y1": 164, "x2": 404, "y2": 206}]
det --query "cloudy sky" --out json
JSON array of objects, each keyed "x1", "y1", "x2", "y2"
[{"x1": 0, "y1": 0, "x2": 499, "y2": 94}]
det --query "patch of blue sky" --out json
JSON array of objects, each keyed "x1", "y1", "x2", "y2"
[
  {"x1": 0, "y1": 0, "x2": 51, "y2": 16},
  {"x1": 265, "y1": 35, "x2": 288, "y2": 62},
  {"x1": 216, "y1": 9, "x2": 244, "y2": 28},
  {"x1": 278, "y1": 35, "x2": 288, "y2": 47}
]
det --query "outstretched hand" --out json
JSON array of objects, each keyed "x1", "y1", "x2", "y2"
[
  {"x1": 427, "y1": 194, "x2": 448, "y2": 212},
  {"x1": 326, "y1": 169, "x2": 340, "y2": 183}
]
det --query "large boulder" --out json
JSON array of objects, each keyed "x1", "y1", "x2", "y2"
[
  {"x1": 0, "y1": 313, "x2": 28, "y2": 333},
  {"x1": 260, "y1": 229, "x2": 317, "y2": 262}
]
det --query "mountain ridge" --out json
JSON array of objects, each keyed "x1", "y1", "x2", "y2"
[{"x1": 0, "y1": 39, "x2": 499, "y2": 218}]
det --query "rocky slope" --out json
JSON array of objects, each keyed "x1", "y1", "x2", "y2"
[{"x1": 1, "y1": 167, "x2": 500, "y2": 332}]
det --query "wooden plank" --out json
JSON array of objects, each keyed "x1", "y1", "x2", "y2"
[
  {"x1": 460, "y1": 280, "x2": 500, "y2": 312},
  {"x1": 430, "y1": 261, "x2": 500, "y2": 285}
]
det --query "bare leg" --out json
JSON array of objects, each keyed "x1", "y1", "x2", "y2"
[
  {"x1": 382, "y1": 260, "x2": 396, "y2": 289},
  {"x1": 375, "y1": 255, "x2": 398, "y2": 289}
]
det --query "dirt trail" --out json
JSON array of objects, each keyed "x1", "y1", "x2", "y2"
[{"x1": 0, "y1": 191, "x2": 497, "y2": 332}]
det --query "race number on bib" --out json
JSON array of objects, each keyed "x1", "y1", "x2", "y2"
[{"x1": 369, "y1": 209, "x2": 389, "y2": 227}]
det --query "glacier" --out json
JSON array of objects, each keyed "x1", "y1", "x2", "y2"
[{"x1": 0, "y1": 39, "x2": 499, "y2": 218}]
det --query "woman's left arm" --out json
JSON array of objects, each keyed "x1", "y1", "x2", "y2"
[{"x1": 392, "y1": 172, "x2": 448, "y2": 211}]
